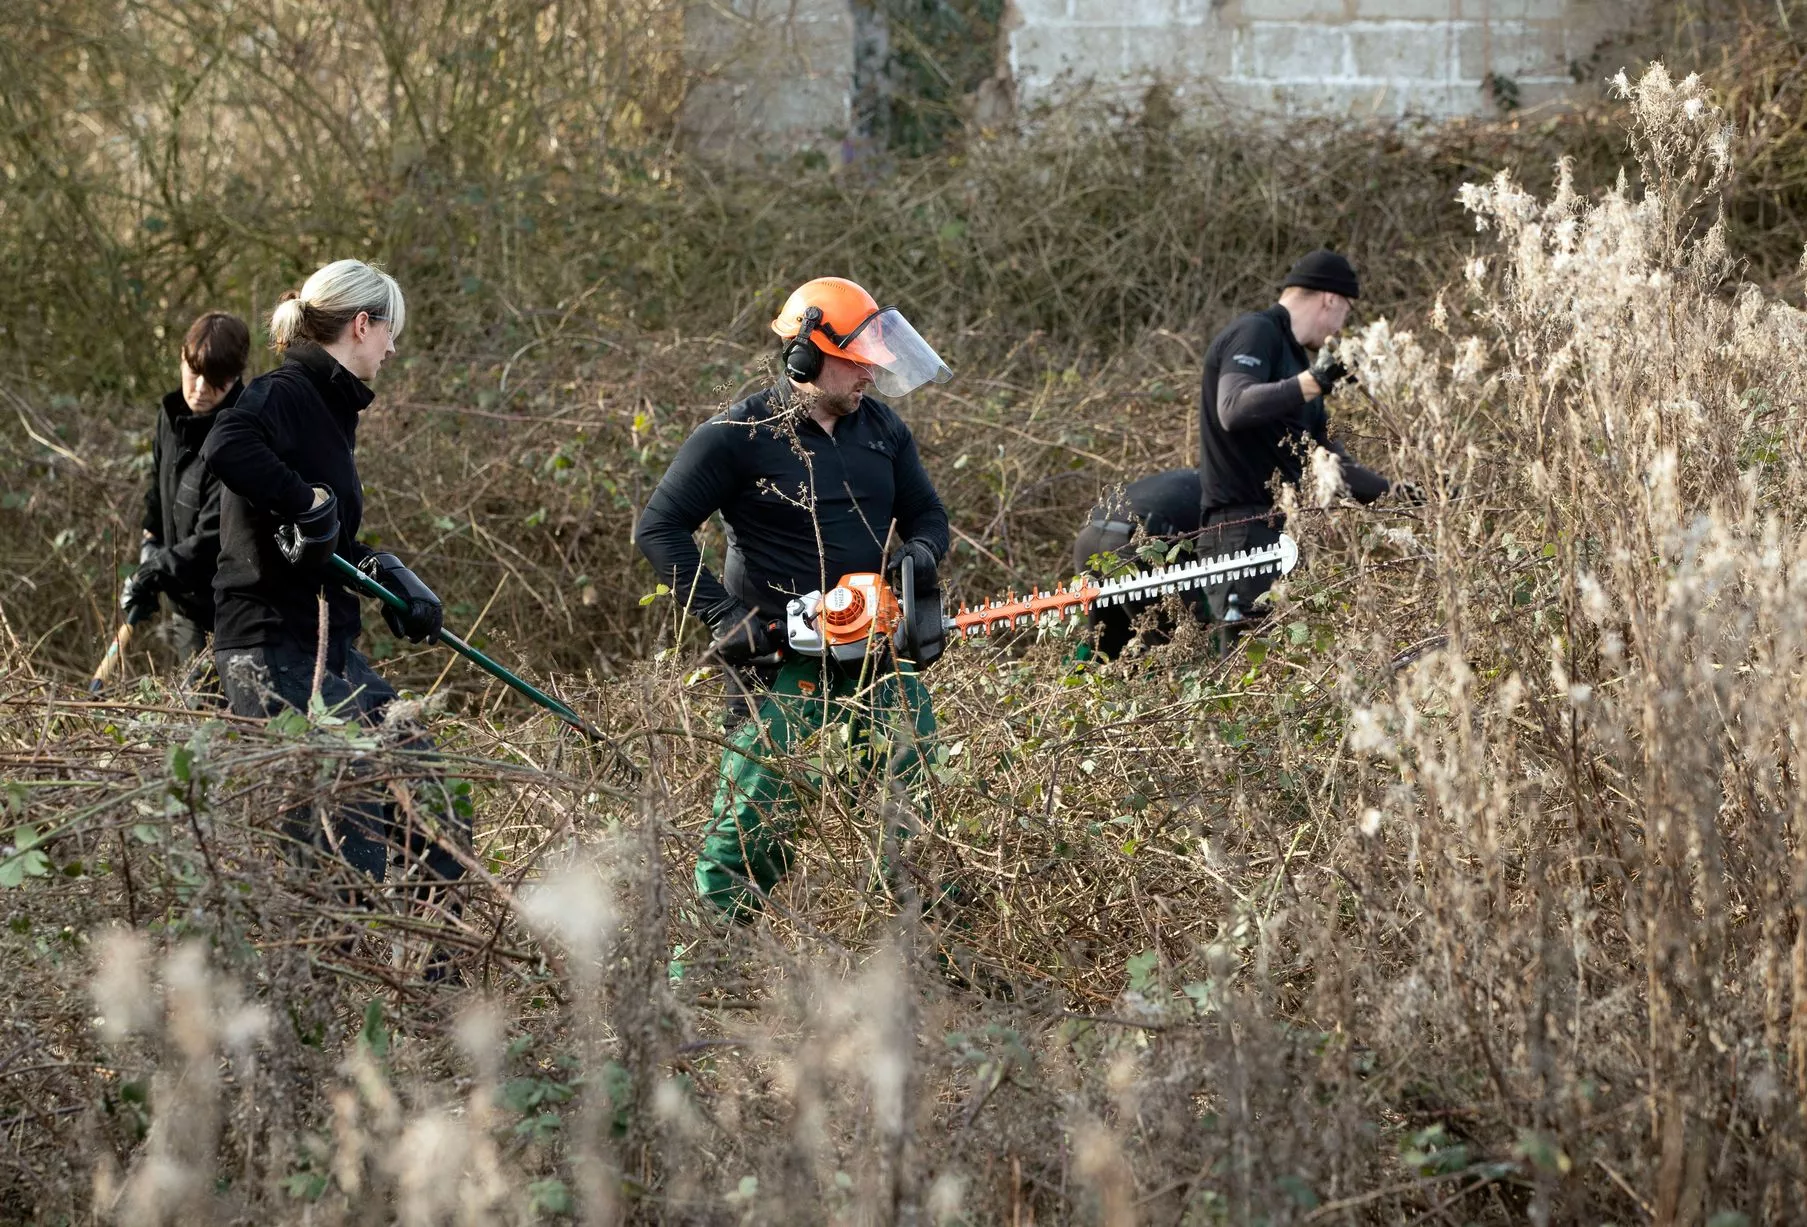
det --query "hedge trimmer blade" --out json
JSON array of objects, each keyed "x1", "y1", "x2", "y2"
[{"x1": 948, "y1": 534, "x2": 1298, "y2": 640}]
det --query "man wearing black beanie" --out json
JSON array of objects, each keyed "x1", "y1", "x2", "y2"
[{"x1": 1193, "y1": 249, "x2": 1396, "y2": 626}]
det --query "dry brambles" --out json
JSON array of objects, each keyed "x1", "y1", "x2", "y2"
[{"x1": 7, "y1": 55, "x2": 1807, "y2": 1227}]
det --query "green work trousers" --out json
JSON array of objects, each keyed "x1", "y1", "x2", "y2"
[{"x1": 698, "y1": 655, "x2": 936, "y2": 920}]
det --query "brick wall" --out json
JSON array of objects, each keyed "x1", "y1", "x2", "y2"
[{"x1": 1008, "y1": 0, "x2": 1636, "y2": 118}]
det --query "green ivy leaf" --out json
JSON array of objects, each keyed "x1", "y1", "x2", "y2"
[
  {"x1": 360, "y1": 998, "x2": 390, "y2": 1060},
  {"x1": 529, "y1": 1178, "x2": 573, "y2": 1213},
  {"x1": 0, "y1": 849, "x2": 50, "y2": 888},
  {"x1": 283, "y1": 1170, "x2": 328, "y2": 1201}
]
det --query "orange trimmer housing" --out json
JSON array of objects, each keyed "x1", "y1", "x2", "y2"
[
  {"x1": 785, "y1": 572, "x2": 903, "y2": 662},
  {"x1": 820, "y1": 573, "x2": 901, "y2": 645}
]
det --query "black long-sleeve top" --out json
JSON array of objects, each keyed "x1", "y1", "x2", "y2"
[
  {"x1": 140, "y1": 381, "x2": 241, "y2": 627},
  {"x1": 1199, "y1": 304, "x2": 1388, "y2": 510},
  {"x1": 637, "y1": 387, "x2": 950, "y2": 624},
  {"x1": 200, "y1": 342, "x2": 376, "y2": 650}
]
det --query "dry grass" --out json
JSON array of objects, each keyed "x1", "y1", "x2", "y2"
[
  {"x1": 10, "y1": 62, "x2": 1807, "y2": 1216},
  {"x1": 8, "y1": 0, "x2": 1807, "y2": 1219}
]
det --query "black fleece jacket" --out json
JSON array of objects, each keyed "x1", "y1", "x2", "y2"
[
  {"x1": 140, "y1": 381, "x2": 241, "y2": 626},
  {"x1": 1199, "y1": 304, "x2": 1388, "y2": 510},
  {"x1": 637, "y1": 387, "x2": 949, "y2": 624},
  {"x1": 201, "y1": 343, "x2": 377, "y2": 650}
]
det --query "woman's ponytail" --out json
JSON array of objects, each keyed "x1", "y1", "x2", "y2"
[
  {"x1": 269, "y1": 289, "x2": 306, "y2": 350},
  {"x1": 266, "y1": 261, "x2": 406, "y2": 352}
]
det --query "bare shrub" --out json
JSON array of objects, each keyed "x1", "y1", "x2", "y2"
[{"x1": 10, "y1": 25, "x2": 1807, "y2": 1227}]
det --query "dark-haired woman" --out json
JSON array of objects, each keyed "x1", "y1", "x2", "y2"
[
  {"x1": 122, "y1": 310, "x2": 250, "y2": 665},
  {"x1": 202, "y1": 259, "x2": 468, "y2": 898}
]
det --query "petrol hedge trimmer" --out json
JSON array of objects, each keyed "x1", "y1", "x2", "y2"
[{"x1": 769, "y1": 534, "x2": 1300, "y2": 665}]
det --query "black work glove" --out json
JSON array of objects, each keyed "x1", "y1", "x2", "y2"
[
  {"x1": 707, "y1": 603, "x2": 781, "y2": 665},
  {"x1": 275, "y1": 485, "x2": 340, "y2": 571},
  {"x1": 1308, "y1": 349, "x2": 1350, "y2": 397},
  {"x1": 119, "y1": 563, "x2": 161, "y2": 623},
  {"x1": 357, "y1": 552, "x2": 444, "y2": 643},
  {"x1": 885, "y1": 539, "x2": 940, "y2": 591}
]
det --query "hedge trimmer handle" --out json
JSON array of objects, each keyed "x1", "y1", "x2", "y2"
[
  {"x1": 893, "y1": 554, "x2": 947, "y2": 669},
  {"x1": 898, "y1": 554, "x2": 918, "y2": 659}
]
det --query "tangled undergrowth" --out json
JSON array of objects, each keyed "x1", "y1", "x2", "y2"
[{"x1": 9, "y1": 42, "x2": 1807, "y2": 1227}]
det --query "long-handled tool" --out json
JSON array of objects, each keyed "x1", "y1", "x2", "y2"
[
  {"x1": 329, "y1": 554, "x2": 608, "y2": 743},
  {"x1": 89, "y1": 620, "x2": 136, "y2": 693},
  {"x1": 89, "y1": 609, "x2": 154, "y2": 693}
]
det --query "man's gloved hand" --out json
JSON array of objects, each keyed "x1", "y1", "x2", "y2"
[
  {"x1": 1307, "y1": 349, "x2": 1350, "y2": 397},
  {"x1": 885, "y1": 539, "x2": 940, "y2": 591},
  {"x1": 357, "y1": 552, "x2": 444, "y2": 643},
  {"x1": 275, "y1": 485, "x2": 340, "y2": 570},
  {"x1": 119, "y1": 564, "x2": 161, "y2": 622},
  {"x1": 707, "y1": 603, "x2": 782, "y2": 665}
]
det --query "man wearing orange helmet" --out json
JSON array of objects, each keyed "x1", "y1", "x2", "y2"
[{"x1": 637, "y1": 276, "x2": 953, "y2": 921}]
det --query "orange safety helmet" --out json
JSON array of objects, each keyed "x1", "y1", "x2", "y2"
[
  {"x1": 772, "y1": 277, "x2": 882, "y2": 361},
  {"x1": 771, "y1": 276, "x2": 952, "y2": 398}
]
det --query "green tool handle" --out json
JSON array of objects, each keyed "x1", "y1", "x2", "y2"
[{"x1": 329, "y1": 554, "x2": 605, "y2": 742}]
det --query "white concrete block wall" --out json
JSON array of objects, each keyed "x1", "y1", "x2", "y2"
[
  {"x1": 1009, "y1": 0, "x2": 1636, "y2": 118},
  {"x1": 676, "y1": 0, "x2": 1638, "y2": 148},
  {"x1": 680, "y1": 0, "x2": 855, "y2": 155}
]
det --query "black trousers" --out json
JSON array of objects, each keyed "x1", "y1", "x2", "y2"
[
  {"x1": 1072, "y1": 518, "x2": 1210, "y2": 658},
  {"x1": 1198, "y1": 504, "x2": 1285, "y2": 621},
  {"x1": 216, "y1": 634, "x2": 468, "y2": 885}
]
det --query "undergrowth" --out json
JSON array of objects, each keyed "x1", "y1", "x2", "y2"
[
  {"x1": 7, "y1": 1, "x2": 1807, "y2": 1221},
  {"x1": 8, "y1": 62, "x2": 1807, "y2": 1221}
]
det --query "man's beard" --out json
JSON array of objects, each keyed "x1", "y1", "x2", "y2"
[{"x1": 803, "y1": 386, "x2": 862, "y2": 417}]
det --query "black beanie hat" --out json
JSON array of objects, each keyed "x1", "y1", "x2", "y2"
[{"x1": 1282, "y1": 249, "x2": 1360, "y2": 300}]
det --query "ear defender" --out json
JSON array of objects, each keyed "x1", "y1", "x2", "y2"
[{"x1": 784, "y1": 306, "x2": 826, "y2": 384}]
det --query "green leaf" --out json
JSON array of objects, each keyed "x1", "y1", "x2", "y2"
[
  {"x1": 0, "y1": 849, "x2": 50, "y2": 887},
  {"x1": 359, "y1": 998, "x2": 390, "y2": 1060},
  {"x1": 283, "y1": 1171, "x2": 328, "y2": 1201},
  {"x1": 502, "y1": 1077, "x2": 544, "y2": 1113},
  {"x1": 528, "y1": 1177, "x2": 573, "y2": 1214},
  {"x1": 1278, "y1": 1174, "x2": 1319, "y2": 1209},
  {"x1": 1511, "y1": 1127, "x2": 1570, "y2": 1175},
  {"x1": 1125, "y1": 948, "x2": 1159, "y2": 993},
  {"x1": 169, "y1": 744, "x2": 193, "y2": 783},
  {"x1": 268, "y1": 709, "x2": 310, "y2": 738},
  {"x1": 600, "y1": 1060, "x2": 634, "y2": 1137}
]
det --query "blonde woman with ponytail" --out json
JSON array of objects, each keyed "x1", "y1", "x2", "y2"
[{"x1": 202, "y1": 260, "x2": 468, "y2": 920}]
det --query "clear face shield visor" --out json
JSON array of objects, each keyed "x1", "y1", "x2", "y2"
[{"x1": 835, "y1": 308, "x2": 952, "y2": 399}]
